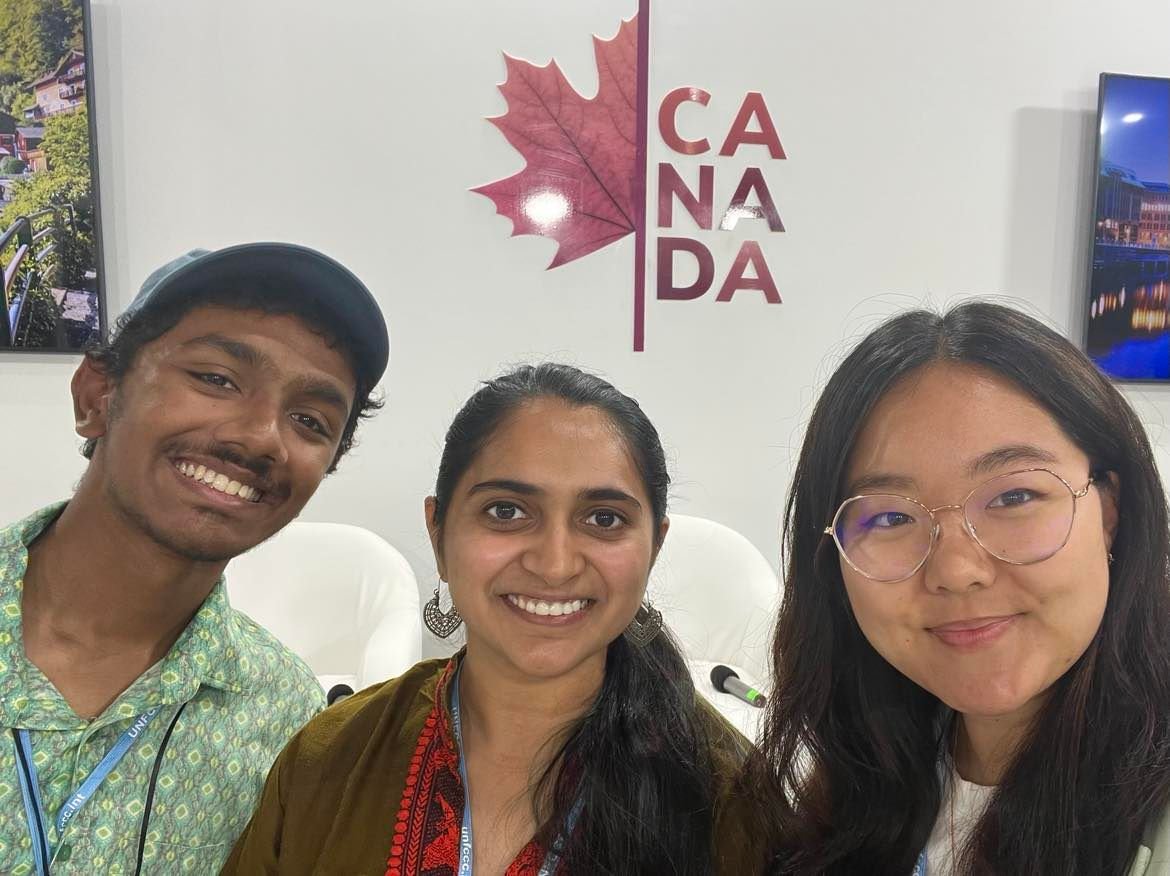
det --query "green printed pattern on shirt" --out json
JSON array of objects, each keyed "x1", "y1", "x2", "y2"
[{"x1": 0, "y1": 504, "x2": 326, "y2": 874}]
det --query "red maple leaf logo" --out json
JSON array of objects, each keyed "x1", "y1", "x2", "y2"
[{"x1": 472, "y1": 16, "x2": 639, "y2": 268}]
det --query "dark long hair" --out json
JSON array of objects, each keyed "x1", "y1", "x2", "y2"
[
  {"x1": 743, "y1": 302, "x2": 1170, "y2": 875},
  {"x1": 431, "y1": 363, "x2": 715, "y2": 876}
]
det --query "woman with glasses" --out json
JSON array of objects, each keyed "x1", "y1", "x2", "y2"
[{"x1": 740, "y1": 302, "x2": 1170, "y2": 875}]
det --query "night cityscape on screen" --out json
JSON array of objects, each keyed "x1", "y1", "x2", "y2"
[{"x1": 1086, "y1": 74, "x2": 1170, "y2": 380}]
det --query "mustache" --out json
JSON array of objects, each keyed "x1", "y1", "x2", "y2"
[{"x1": 167, "y1": 441, "x2": 287, "y2": 498}]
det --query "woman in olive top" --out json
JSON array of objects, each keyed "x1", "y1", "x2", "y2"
[
  {"x1": 742, "y1": 302, "x2": 1170, "y2": 875},
  {"x1": 224, "y1": 363, "x2": 752, "y2": 875}
]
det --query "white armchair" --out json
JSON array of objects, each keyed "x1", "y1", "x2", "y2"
[
  {"x1": 225, "y1": 521, "x2": 422, "y2": 694},
  {"x1": 648, "y1": 514, "x2": 781, "y2": 739}
]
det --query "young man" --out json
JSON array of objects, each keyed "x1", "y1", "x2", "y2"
[{"x1": 0, "y1": 243, "x2": 389, "y2": 874}]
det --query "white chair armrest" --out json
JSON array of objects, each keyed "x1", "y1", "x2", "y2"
[{"x1": 357, "y1": 601, "x2": 422, "y2": 689}]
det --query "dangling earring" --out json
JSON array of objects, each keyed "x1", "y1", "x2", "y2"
[
  {"x1": 623, "y1": 599, "x2": 663, "y2": 646},
  {"x1": 1108, "y1": 552, "x2": 1116, "y2": 566},
  {"x1": 423, "y1": 581, "x2": 462, "y2": 638}
]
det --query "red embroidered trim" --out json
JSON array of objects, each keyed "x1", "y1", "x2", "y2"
[
  {"x1": 386, "y1": 662, "x2": 462, "y2": 876},
  {"x1": 384, "y1": 660, "x2": 553, "y2": 876},
  {"x1": 507, "y1": 842, "x2": 549, "y2": 875}
]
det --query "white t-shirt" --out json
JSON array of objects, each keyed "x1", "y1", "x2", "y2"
[{"x1": 922, "y1": 769, "x2": 995, "y2": 875}]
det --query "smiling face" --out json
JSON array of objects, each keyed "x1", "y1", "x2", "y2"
[
  {"x1": 426, "y1": 397, "x2": 665, "y2": 682},
  {"x1": 75, "y1": 304, "x2": 356, "y2": 562},
  {"x1": 838, "y1": 362, "x2": 1118, "y2": 723}
]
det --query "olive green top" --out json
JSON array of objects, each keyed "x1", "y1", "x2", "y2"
[{"x1": 223, "y1": 654, "x2": 761, "y2": 875}]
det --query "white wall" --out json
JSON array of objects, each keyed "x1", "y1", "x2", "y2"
[{"x1": 4, "y1": 0, "x2": 1170, "y2": 657}]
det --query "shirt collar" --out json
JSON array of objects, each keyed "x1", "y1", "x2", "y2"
[
  {"x1": 0, "y1": 501, "x2": 66, "y2": 662},
  {"x1": 0, "y1": 502, "x2": 261, "y2": 729},
  {"x1": 0, "y1": 500, "x2": 65, "y2": 559},
  {"x1": 0, "y1": 503, "x2": 69, "y2": 728},
  {"x1": 161, "y1": 577, "x2": 260, "y2": 698}
]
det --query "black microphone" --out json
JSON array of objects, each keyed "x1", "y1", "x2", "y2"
[
  {"x1": 327, "y1": 683, "x2": 355, "y2": 706},
  {"x1": 710, "y1": 665, "x2": 766, "y2": 709}
]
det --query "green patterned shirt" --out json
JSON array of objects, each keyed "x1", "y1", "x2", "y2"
[{"x1": 0, "y1": 503, "x2": 325, "y2": 874}]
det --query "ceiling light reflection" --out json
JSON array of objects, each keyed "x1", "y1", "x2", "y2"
[{"x1": 522, "y1": 190, "x2": 572, "y2": 229}]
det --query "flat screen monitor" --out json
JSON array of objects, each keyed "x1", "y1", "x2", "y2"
[{"x1": 1084, "y1": 73, "x2": 1170, "y2": 381}]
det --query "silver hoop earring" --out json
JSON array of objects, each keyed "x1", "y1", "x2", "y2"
[
  {"x1": 423, "y1": 581, "x2": 462, "y2": 638},
  {"x1": 623, "y1": 600, "x2": 663, "y2": 647}
]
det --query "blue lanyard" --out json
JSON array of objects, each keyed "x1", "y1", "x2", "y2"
[
  {"x1": 12, "y1": 707, "x2": 162, "y2": 876},
  {"x1": 912, "y1": 851, "x2": 927, "y2": 875},
  {"x1": 450, "y1": 667, "x2": 582, "y2": 876}
]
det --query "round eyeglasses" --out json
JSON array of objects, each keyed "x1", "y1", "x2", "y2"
[{"x1": 823, "y1": 468, "x2": 1095, "y2": 583}]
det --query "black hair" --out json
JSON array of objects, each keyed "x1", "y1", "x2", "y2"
[
  {"x1": 742, "y1": 301, "x2": 1170, "y2": 875},
  {"x1": 432, "y1": 362, "x2": 717, "y2": 876},
  {"x1": 80, "y1": 285, "x2": 383, "y2": 473}
]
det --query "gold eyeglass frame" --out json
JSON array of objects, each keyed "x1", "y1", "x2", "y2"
[{"x1": 822, "y1": 468, "x2": 1095, "y2": 583}]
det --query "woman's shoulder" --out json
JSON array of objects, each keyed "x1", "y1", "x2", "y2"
[{"x1": 280, "y1": 657, "x2": 451, "y2": 771}]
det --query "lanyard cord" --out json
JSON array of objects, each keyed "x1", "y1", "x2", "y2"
[
  {"x1": 12, "y1": 728, "x2": 50, "y2": 872},
  {"x1": 14, "y1": 701, "x2": 167, "y2": 874},
  {"x1": 13, "y1": 702, "x2": 180, "y2": 876},
  {"x1": 133, "y1": 701, "x2": 188, "y2": 876},
  {"x1": 450, "y1": 666, "x2": 581, "y2": 876}
]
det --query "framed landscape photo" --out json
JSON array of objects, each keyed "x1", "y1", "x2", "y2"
[{"x1": 0, "y1": 0, "x2": 104, "y2": 353}]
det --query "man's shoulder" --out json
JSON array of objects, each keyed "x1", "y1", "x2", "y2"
[
  {"x1": 0, "y1": 512, "x2": 27, "y2": 556},
  {"x1": 225, "y1": 608, "x2": 325, "y2": 711},
  {"x1": 0, "y1": 503, "x2": 66, "y2": 607},
  {"x1": 0, "y1": 502, "x2": 65, "y2": 557}
]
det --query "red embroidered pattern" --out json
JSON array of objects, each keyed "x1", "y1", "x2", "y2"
[{"x1": 385, "y1": 662, "x2": 554, "y2": 876}]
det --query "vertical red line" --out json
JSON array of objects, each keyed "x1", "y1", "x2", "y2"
[{"x1": 632, "y1": 0, "x2": 650, "y2": 351}]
